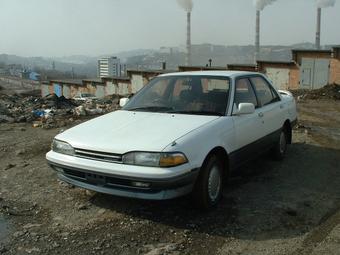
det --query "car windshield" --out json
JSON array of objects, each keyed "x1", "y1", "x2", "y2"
[{"x1": 123, "y1": 75, "x2": 230, "y2": 116}]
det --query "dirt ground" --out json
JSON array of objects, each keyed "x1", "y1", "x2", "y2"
[{"x1": 0, "y1": 99, "x2": 340, "y2": 255}]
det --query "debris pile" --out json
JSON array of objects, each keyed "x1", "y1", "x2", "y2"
[
  {"x1": 292, "y1": 83, "x2": 340, "y2": 100},
  {"x1": 0, "y1": 93, "x2": 122, "y2": 128}
]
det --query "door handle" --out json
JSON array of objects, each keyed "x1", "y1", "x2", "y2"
[{"x1": 258, "y1": 112, "x2": 264, "y2": 118}]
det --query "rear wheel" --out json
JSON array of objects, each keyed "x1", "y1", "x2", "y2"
[
  {"x1": 272, "y1": 127, "x2": 288, "y2": 160},
  {"x1": 192, "y1": 155, "x2": 223, "y2": 209}
]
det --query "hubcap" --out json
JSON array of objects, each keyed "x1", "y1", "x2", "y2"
[
  {"x1": 279, "y1": 131, "x2": 287, "y2": 154},
  {"x1": 208, "y1": 165, "x2": 221, "y2": 202}
]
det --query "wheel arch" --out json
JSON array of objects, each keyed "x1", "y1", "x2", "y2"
[{"x1": 202, "y1": 146, "x2": 230, "y2": 179}]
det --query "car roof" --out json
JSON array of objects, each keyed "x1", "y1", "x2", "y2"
[{"x1": 159, "y1": 70, "x2": 261, "y2": 79}]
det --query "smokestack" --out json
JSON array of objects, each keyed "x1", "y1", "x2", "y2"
[
  {"x1": 177, "y1": 0, "x2": 193, "y2": 66},
  {"x1": 255, "y1": 10, "x2": 260, "y2": 62},
  {"x1": 316, "y1": 8, "x2": 321, "y2": 49},
  {"x1": 315, "y1": 0, "x2": 336, "y2": 49},
  {"x1": 186, "y1": 12, "x2": 192, "y2": 66},
  {"x1": 253, "y1": 0, "x2": 277, "y2": 62}
]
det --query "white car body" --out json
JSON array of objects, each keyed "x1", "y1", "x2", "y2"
[
  {"x1": 73, "y1": 93, "x2": 97, "y2": 101},
  {"x1": 47, "y1": 71, "x2": 297, "y2": 201}
]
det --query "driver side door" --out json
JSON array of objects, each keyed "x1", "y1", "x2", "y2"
[{"x1": 230, "y1": 77, "x2": 265, "y2": 168}]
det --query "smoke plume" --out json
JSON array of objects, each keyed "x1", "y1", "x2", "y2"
[
  {"x1": 253, "y1": 0, "x2": 277, "y2": 11},
  {"x1": 317, "y1": 0, "x2": 336, "y2": 8},
  {"x1": 177, "y1": 0, "x2": 193, "y2": 12}
]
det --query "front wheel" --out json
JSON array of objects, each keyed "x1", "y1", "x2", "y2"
[{"x1": 192, "y1": 155, "x2": 224, "y2": 209}]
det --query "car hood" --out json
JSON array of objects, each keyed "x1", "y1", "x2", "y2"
[{"x1": 56, "y1": 110, "x2": 220, "y2": 154}]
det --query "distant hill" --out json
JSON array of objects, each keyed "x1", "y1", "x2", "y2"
[{"x1": 0, "y1": 54, "x2": 97, "y2": 77}]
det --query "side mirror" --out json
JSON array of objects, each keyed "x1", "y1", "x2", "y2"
[
  {"x1": 119, "y1": 98, "x2": 129, "y2": 107},
  {"x1": 233, "y1": 103, "x2": 255, "y2": 115}
]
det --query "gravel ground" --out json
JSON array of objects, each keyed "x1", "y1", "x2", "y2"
[{"x1": 0, "y1": 99, "x2": 340, "y2": 255}]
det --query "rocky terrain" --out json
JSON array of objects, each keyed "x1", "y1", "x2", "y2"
[{"x1": 0, "y1": 97, "x2": 339, "y2": 255}]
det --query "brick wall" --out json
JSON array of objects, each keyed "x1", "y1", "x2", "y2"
[
  {"x1": 288, "y1": 68, "x2": 300, "y2": 90},
  {"x1": 330, "y1": 59, "x2": 340, "y2": 84}
]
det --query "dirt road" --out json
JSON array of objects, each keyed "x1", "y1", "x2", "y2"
[{"x1": 0, "y1": 99, "x2": 340, "y2": 255}]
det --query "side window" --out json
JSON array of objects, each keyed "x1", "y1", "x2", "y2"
[
  {"x1": 250, "y1": 77, "x2": 280, "y2": 106},
  {"x1": 234, "y1": 78, "x2": 258, "y2": 108}
]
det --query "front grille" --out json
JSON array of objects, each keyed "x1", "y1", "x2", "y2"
[
  {"x1": 74, "y1": 148, "x2": 122, "y2": 163},
  {"x1": 60, "y1": 168, "x2": 155, "y2": 192},
  {"x1": 64, "y1": 169, "x2": 86, "y2": 179}
]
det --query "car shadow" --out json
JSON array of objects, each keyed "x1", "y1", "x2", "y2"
[{"x1": 89, "y1": 142, "x2": 340, "y2": 240}]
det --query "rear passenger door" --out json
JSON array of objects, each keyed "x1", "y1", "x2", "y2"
[{"x1": 250, "y1": 76, "x2": 283, "y2": 144}]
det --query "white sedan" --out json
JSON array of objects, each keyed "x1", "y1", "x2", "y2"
[
  {"x1": 73, "y1": 93, "x2": 97, "y2": 101},
  {"x1": 46, "y1": 71, "x2": 297, "y2": 209}
]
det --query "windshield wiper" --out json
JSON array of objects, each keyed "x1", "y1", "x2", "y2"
[
  {"x1": 168, "y1": 110, "x2": 224, "y2": 116},
  {"x1": 127, "y1": 106, "x2": 174, "y2": 112}
]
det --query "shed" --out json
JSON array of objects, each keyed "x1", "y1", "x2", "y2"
[
  {"x1": 178, "y1": 66, "x2": 228, "y2": 72},
  {"x1": 257, "y1": 60, "x2": 299, "y2": 90},
  {"x1": 102, "y1": 76, "x2": 131, "y2": 96},
  {"x1": 330, "y1": 46, "x2": 340, "y2": 84},
  {"x1": 292, "y1": 49, "x2": 332, "y2": 65},
  {"x1": 82, "y1": 78, "x2": 106, "y2": 98},
  {"x1": 227, "y1": 64, "x2": 257, "y2": 72},
  {"x1": 292, "y1": 49, "x2": 333, "y2": 89},
  {"x1": 47, "y1": 79, "x2": 84, "y2": 98}
]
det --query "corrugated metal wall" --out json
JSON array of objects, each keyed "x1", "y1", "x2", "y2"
[{"x1": 300, "y1": 58, "x2": 330, "y2": 89}]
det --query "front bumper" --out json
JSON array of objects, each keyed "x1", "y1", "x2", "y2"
[{"x1": 47, "y1": 151, "x2": 199, "y2": 200}]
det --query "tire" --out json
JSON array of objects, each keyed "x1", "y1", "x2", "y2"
[
  {"x1": 272, "y1": 127, "x2": 288, "y2": 160},
  {"x1": 192, "y1": 155, "x2": 224, "y2": 209}
]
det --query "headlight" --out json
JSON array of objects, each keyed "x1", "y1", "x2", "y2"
[
  {"x1": 122, "y1": 152, "x2": 188, "y2": 167},
  {"x1": 52, "y1": 139, "x2": 75, "y2": 156}
]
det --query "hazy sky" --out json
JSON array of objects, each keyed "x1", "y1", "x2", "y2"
[{"x1": 0, "y1": 0, "x2": 339, "y2": 57}]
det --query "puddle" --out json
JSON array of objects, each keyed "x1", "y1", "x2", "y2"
[{"x1": 0, "y1": 215, "x2": 10, "y2": 243}]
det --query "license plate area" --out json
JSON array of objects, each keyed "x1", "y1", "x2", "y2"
[{"x1": 85, "y1": 173, "x2": 106, "y2": 185}]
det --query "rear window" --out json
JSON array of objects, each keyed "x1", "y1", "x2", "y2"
[
  {"x1": 250, "y1": 77, "x2": 280, "y2": 106},
  {"x1": 234, "y1": 78, "x2": 258, "y2": 108}
]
